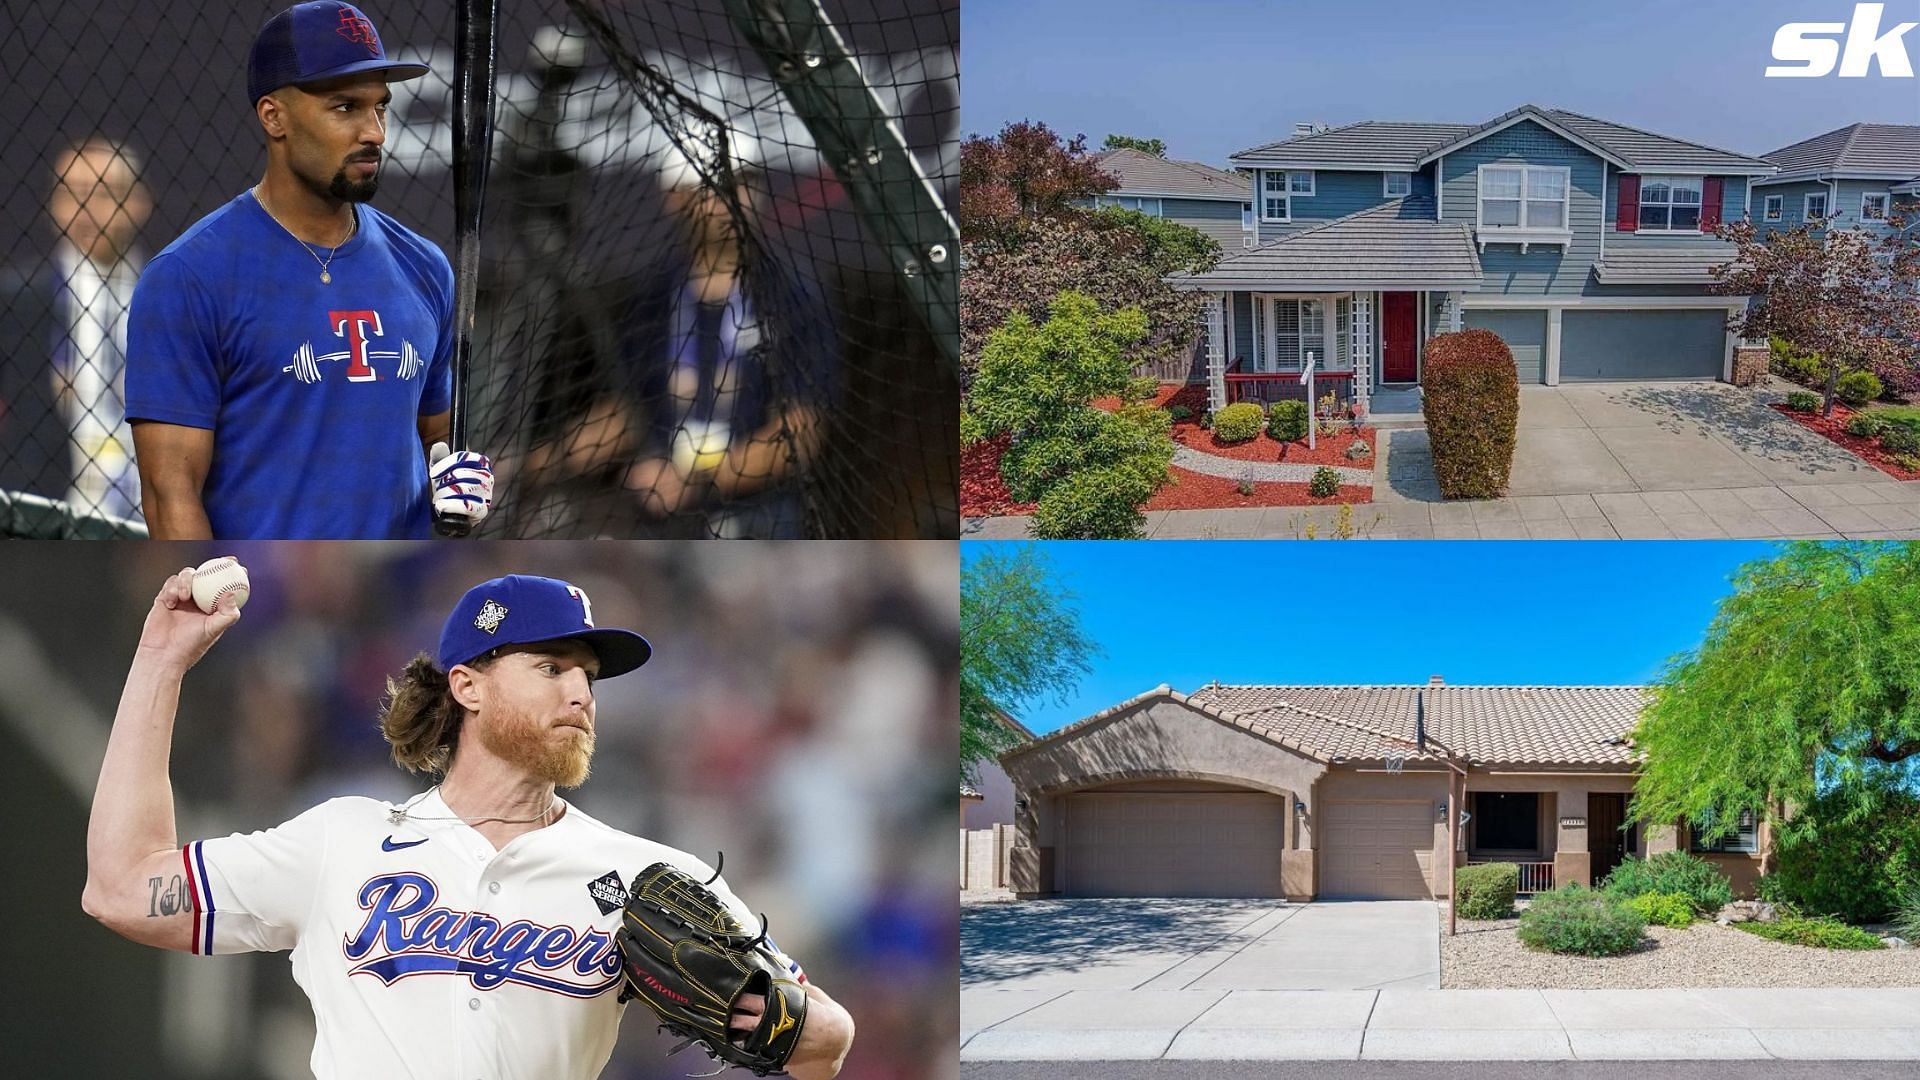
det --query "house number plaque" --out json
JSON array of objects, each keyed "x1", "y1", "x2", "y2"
[{"x1": 1559, "y1": 816, "x2": 1587, "y2": 827}]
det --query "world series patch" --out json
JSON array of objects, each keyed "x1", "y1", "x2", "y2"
[
  {"x1": 587, "y1": 870, "x2": 629, "y2": 915},
  {"x1": 474, "y1": 599, "x2": 509, "y2": 634}
]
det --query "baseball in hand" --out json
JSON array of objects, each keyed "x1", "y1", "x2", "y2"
[{"x1": 191, "y1": 556, "x2": 251, "y2": 614}]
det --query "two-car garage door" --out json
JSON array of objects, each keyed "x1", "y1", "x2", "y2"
[
  {"x1": 1062, "y1": 791, "x2": 1286, "y2": 898},
  {"x1": 1462, "y1": 309, "x2": 1728, "y2": 383}
]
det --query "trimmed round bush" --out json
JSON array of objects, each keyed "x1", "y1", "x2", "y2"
[
  {"x1": 1732, "y1": 916, "x2": 1885, "y2": 950},
  {"x1": 1421, "y1": 329, "x2": 1519, "y2": 499},
  {"x1": 1784, "y1": 391, "x2": 1821, "y2": 412},
  {"x1": 1881, "y1": 427, "x2": 1920, "y2": 455},
  {"x1": 1621, "y1": 892, "x2": 1695, "y2": 928},
  {"x1": 1454, "y1": 862, "x2": 1519, "y2": 920},
  {"x1": 1845, "y1": 412, "x2": 1890, "y2": 439},
  {"x1": 1029, "y1": 464, "x2": 1156, "y2": 539},
  {"x1": 1516, "y1": 885, "x2": 1646, "y2": 957},
  {"x1": 1168, "y1": 404, "x2": 1194, "y2": 422},
  {"x1": 1836, "y1": 370, "x2": 1883, "y2": 406},
  {"x1": 1267, "y1": 399, "x2": 1310, "y2": 441},
  {"x1": 1600, "y1": 851, "x2": 1733, "y2": 916},
  {"x1": 1308, "y1": 466, "x2": 1341, "y2": 499},
  {"x1": 1213, "y1": 402, "x2": 1264, "y2": 444}
]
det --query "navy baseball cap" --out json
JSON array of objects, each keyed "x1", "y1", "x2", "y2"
[
  {"x1": 248, "y1": 2, "x2": 432, "y2": 105},
  {"x1": 438, "y1": 575, "x2": 653, "y2": 679}
]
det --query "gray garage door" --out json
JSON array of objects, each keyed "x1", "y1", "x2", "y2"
[
  {"x1": 1561, "y1": 310, "x2": 1726, "y2": 381},
  {"x1": 1462, "y1": 309, "x2": 1547, "y2": 384},
  {"x1": 1319, "y1": 799, "x2": 1435, "y2": 900},
  {"x1": 1062, "y1": 791, "x2": 1287, "y2": 898}
]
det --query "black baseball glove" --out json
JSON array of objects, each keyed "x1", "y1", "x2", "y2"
[{"x1": 616, "y1": 861, "x2": 808, "y2": 1076}]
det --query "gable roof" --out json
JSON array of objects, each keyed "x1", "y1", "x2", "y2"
[
  {"x1": 1169, "y1": 196, "x2": 1483, "y2": 291},
  {"x1": 1232, "y1": 105, "x2": 1774, "y2": 175},
  {"x1": 1093, "y1": 148, "x2": 1248, "y2": 200},
  {"x1": 1758, "y1": 123, "x2": 1920, "y2": 186}
]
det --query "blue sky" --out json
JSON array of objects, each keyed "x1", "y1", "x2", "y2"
[
  {"x1": 965, "y1": 541, "x2": 1782, "y2": 735},
  {"x1": 962, "y1": 0, "x2": 1920, "y2": 164}
]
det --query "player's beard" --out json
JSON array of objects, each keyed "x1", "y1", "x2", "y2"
[
  {"x1": 328, "y1": 158, "x2": 380, "y2": 203},
  {"x1": 478, "y1": 705, "x2": 595, "y2": 788}
]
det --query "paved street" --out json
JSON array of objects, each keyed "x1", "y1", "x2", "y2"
[{"x1": 964, "y1": 1060, "x2": 1920, "y2": 1078}]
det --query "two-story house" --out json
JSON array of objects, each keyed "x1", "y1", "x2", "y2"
[
  {"x1": 1752, "y1": 123, "x2": 1920, "y2": 238},
  {"x1": 1089, "y1": 147, "x2": 1253, "y2": 251},
  {"x1": 1169, "y1": 105, "x2": 1778, "y2": 413}
]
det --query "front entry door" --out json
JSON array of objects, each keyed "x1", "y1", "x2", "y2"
[
  {"x1": 1588, "y1": 793, "x2": 1627, "y2": 886},
  {"x1": 1382, "y1": 292, "x2": 1417, "y2": 382}
]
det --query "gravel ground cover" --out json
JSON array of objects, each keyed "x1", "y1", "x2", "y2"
[{"x1": 1442, "y1": 910, "x2": 1920, "y2": 989}]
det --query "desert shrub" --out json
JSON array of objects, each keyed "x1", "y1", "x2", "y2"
[
  {"x1": 1784, "y1": 391, "x2": 1821, "y2": 412},
  {"x1": 1454, "y1": 862, "x2": 1519, "y2": 920},
  {"x1": 1892, "y1": 889, "x2": 1920, "y2": 944},
  {"x1": 1266, "y1": 399, "x2": 1309, "y2": 441},
  {"x1": 1621, "y1": 892, "x2": 1696, "y2": 928},
  {"x1": 1308, "y1": 466, "x2": 1341, "y2": 499},
  {"x1": 1845, "y1": 412, "x2": 1889, "y2": 438},
  {"x1": 1770, "y1": 784, "x2": 1920, "y2": 924},
  {"x1": 1836, "y1": 370, "x2": 1883, "y2": 406},
  {"x1": 1881, "y1": 427, "x2": 1920, "y2": 455},
  {"x1": 1421, "y1": 329, "x2": 1519, "y2": 499},
  {"x1": 1213, "y1": 402, "x2": 1264, "y2": 443},
  {"x1": 1516, "y1": 884, "x2": 1646, "y2": 957},
  {"x1": 1600, "y1": 851, "x2": 1733, "y2": 915},
  {"x1": 1732, "y1": 916, "x2": 1885, "y2": 950}
]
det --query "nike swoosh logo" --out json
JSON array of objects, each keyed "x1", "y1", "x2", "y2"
[{"x1": 381, "y1": 836, "x2": 429, "y2": 852}]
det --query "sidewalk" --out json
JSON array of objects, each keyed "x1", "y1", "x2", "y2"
[{"x1": 960, "y1": 986, "x2": 1920, "y2": 1061}]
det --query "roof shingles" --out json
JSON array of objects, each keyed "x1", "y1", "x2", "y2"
[{"x1": 1171, "y1": 196, "x2": 1483, "y2": 290}]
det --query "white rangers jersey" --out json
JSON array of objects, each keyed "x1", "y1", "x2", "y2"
[{"x1": 178, "y1": 789, "x2": 803, "y2": 1079}]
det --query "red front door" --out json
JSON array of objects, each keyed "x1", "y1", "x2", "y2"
[{"x1": 1382, "y1": 292, "x2": 1418, "y2": 382}]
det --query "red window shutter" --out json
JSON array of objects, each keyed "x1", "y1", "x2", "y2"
[
  {"x1": 1616, "y1": 174, "x2": 1640, "y2": 232},
  {"x1": 1700, "y1": 178, "x2": 1724, "y2": 231}
]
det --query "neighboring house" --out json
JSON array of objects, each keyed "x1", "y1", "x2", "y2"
[
  {"x1": 1169, "y1": 104, "x2": 1778, "y2": 411},
  {"x1": 1752, "y1": 123, "x2": 1920, "y2": 238},
  {"x1": 1000, "y1": 680, "x2": 1768, "y2": 903},
  {"x1": 1088, "y1": 147, "x2": 1253, "y2": 251},
  {"x1": 966, "y1": 708, "x2": 1036, "y2": 831}
]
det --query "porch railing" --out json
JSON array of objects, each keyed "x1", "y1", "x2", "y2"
[
  {"x1": 1223, "y1": 358, "x2": 1355, "y2": 408},
  {"x1": 1467, "y1": 858, "x2": 1554, "y2": 896}
]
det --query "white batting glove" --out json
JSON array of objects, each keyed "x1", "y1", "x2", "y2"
[{"x1": 429, "y1": 441, "x2": 494, "y2": 526}]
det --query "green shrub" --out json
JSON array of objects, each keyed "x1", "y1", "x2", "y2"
[
  {"x1": 1168, "y1": 404, "x2": 1193, "y2": 422},
  {"x1": 1454, "y1": 862, "x2": 1519, "y2": 920},
  {"x1": 1125, "y1": 375, "x2": 1161, "y2": 403},
  {"x1": 1892, "y1": 889, "x2": 1920, "y2": 944},
  {"x1": 1785, "y1": 391, "x2": 1821, "y2": 412},
  {"x1": 1600, "y1": 851, "x2": 1733, "y2": 916},
  {"x1": 1266, "y1": 399, "x2": 1309, "y2": 441},
  {"x1": 1030, "y1": 462, "x2": 1157, "y2": 539},
  {"x1": 1770, "y1": 784, "x2": 1920, "y2": 924},
  {"x1": 1895, "y1": 453, "x2": 1920, "y2": 473},
  {"x1": 1213, "y1": 402, "x2": 1264, "y2": 443},
  {"x1": 1421, "y1": 329, "x2": 1519, "y2": 499},
  {"x1": 1845, "y1": 412, "x2": 1889, "y2": 438},
  {"x1": 1732, "y1": 916, "x2": 1885, "y2": 950},
  {"x1": 1516, "y1": 885, "x2": 1646, "y2": 957},
  {"x1": 1881, "y1": 427, "x2": 1920, "y2": 455},
  {"x1": 1769, "y1": 338, "x2": 1830, "y2": 389},
  {"x1": 1308, "y1": 466, "x2": 1341, "y2": 499},
  {"x1": 1836, "y1": 370, "x2": 1883, "y2": 406},
  {"x1": 1621, "y1": 892, "x2": 1696, "y2": 928}
]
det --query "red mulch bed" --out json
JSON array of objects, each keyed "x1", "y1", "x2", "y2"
[
  {"x1": 959, "y1": 435, "x2": 1035, "y2": 518},
  {"x1": 1174, "y1": 423, "x2": 1375, "y2": 466},
  {"x1": 1770, "y1": 402, "x2": 1920, "y2": 481},
  {"x1": 1146, "y1": 467, "x2": 1372, "y2": 510}
]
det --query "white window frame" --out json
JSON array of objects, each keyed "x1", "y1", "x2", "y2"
[
  {"x1": 1763, "y1": 194, "x2": 1783, "y2": 222},
  {"x1": 1383, "y1": 172, "x2": 1413, "y2": 198},
  {"x1": 1258, "y1": 170, "x2": 1314, "y2": 222},
  {"x1": 1636, "y1": 174, "x2": 1705, "y2": 234},
  {"x1": 1805, "y1": 191, "x2": 1829, "y2": 221},
  {"x1": 1474, "y1": 163, "x2": 1572, "y2": 251},
  {"x1": 1288, "y1": 170, "x2": 1315, "y2": 197},
  {"x1": 1255, "y1": 294, "x2": 1347, "y2": 373},
  {"x1": 1862, "y1": 192, "x2": 1889, "y2": 221}
]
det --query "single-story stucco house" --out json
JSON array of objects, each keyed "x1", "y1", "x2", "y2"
[{"x1": 1001, "y1": 680, "x2": 1767, "y2": 903}]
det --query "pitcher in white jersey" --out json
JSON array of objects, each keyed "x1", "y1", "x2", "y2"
[{"x1": 82, "y1": 569, "x2": 855, "y2": 1079}]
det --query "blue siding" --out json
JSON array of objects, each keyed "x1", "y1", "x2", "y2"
[
  {"x1": 1162, "y1": 196, "x2": 1247, "y2": 250},
  {"x1": 1602, "y1": 174, "x2": 1749, "y2": 237},
  {"x1": 1439, "y1": 119, "x2": 1606, "y2": 297},
  {"x1": 1833, "y1": 179, "x2": 1902, "y2": 237},
  {"x1": 1752, "y1": 180, "x2": 1833, "y2": 236},
  {"x1": 1254, "y1": 165, "x2": 1437, "y2": 243}
]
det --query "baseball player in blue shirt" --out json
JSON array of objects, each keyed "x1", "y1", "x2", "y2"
[{"x1": 126, "y1": 1, "x2": 491, "y2": 539}]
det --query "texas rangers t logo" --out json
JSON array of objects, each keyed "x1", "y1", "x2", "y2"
[
  {"x1": 330, "y1": 310, "x2": 383, "y2": 382},
  {"x1": 336, "y1": 9, "x2": 380, "y2": 50},
  {"x1": 566, "y1": 586, "x2": 595, "y2": 627}
]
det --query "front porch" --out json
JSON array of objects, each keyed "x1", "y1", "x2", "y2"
[{"x1": 1462, "y1": 788, "x2": 1637, "y2": 895}]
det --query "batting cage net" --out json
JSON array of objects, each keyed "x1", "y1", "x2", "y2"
[{"x1": 0, "y1": 0, "x2": 958, "y2": 538}]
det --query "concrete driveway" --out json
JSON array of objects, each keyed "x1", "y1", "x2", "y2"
[
  {"x1": 963, "y1": 899, "x2": 1439, "y2": 993},
  {"x1": 1378, "y1": 381, "x2": 1920, "y2": 539}
]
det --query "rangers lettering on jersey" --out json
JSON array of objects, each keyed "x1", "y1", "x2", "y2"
[{"x1": 343, "y1": 872, "x2": 624, "y2": 997}]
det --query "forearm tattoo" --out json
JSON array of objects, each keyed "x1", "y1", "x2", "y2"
[{"x1": 147, "y1": 874, "x2": 192, "y2": 917}]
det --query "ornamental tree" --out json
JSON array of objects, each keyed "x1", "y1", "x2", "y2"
[
  {"x1": 960, "y1": 545, "x2": 1099, "y2": 786},
  {"x1": 1713, "y1": 213, "x2": 1920, "y2": 414},
  {"x1": 1102, "y1": 133, "x2": 1167, "y2": 157},
  {"x1": 1629, "y1": 542, "x2": 1920, "y2": 870},
  {"x1": 959, "y1": 121, "x2": 1115, "y2": 250}
]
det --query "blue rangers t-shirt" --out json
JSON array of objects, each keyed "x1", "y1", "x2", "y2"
[{"x1": 126, "y1": 190, "x2": 452, "y2": 539}]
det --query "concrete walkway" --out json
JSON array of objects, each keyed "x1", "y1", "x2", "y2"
[{"x1": 960, "y1": 986, "x2": 1920, "y2": 1061}]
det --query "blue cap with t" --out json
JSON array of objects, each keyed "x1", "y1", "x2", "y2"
[
  {"x1": 248, "y1": 2, "x2": 432, "y2": 105},
  {"x1": 438, "y1": 575, "x2": 653, "y2": 678}
]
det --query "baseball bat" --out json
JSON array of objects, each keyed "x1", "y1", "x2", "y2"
[{"x1": 435, "y1": 0, "x2": 500, "y2": 538}]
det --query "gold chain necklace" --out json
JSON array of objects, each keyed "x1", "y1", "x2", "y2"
[{"x1": 253, "y1": 184, "x2": 355, "y2": 284}]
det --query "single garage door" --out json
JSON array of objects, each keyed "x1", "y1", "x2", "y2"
[
  {"x1": 1462, "y1": 309, "x2": 1547, "y2": 383},
  {"x1": 1319, "y1": 799, "x2": 1435, "y2": 899},
  {"x1": 1063, "y1": 791, "x2": 1286, "y2": 898},
  {"x1": 1561, "y1": 309, "x2": 1726, "y2": 381}
]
